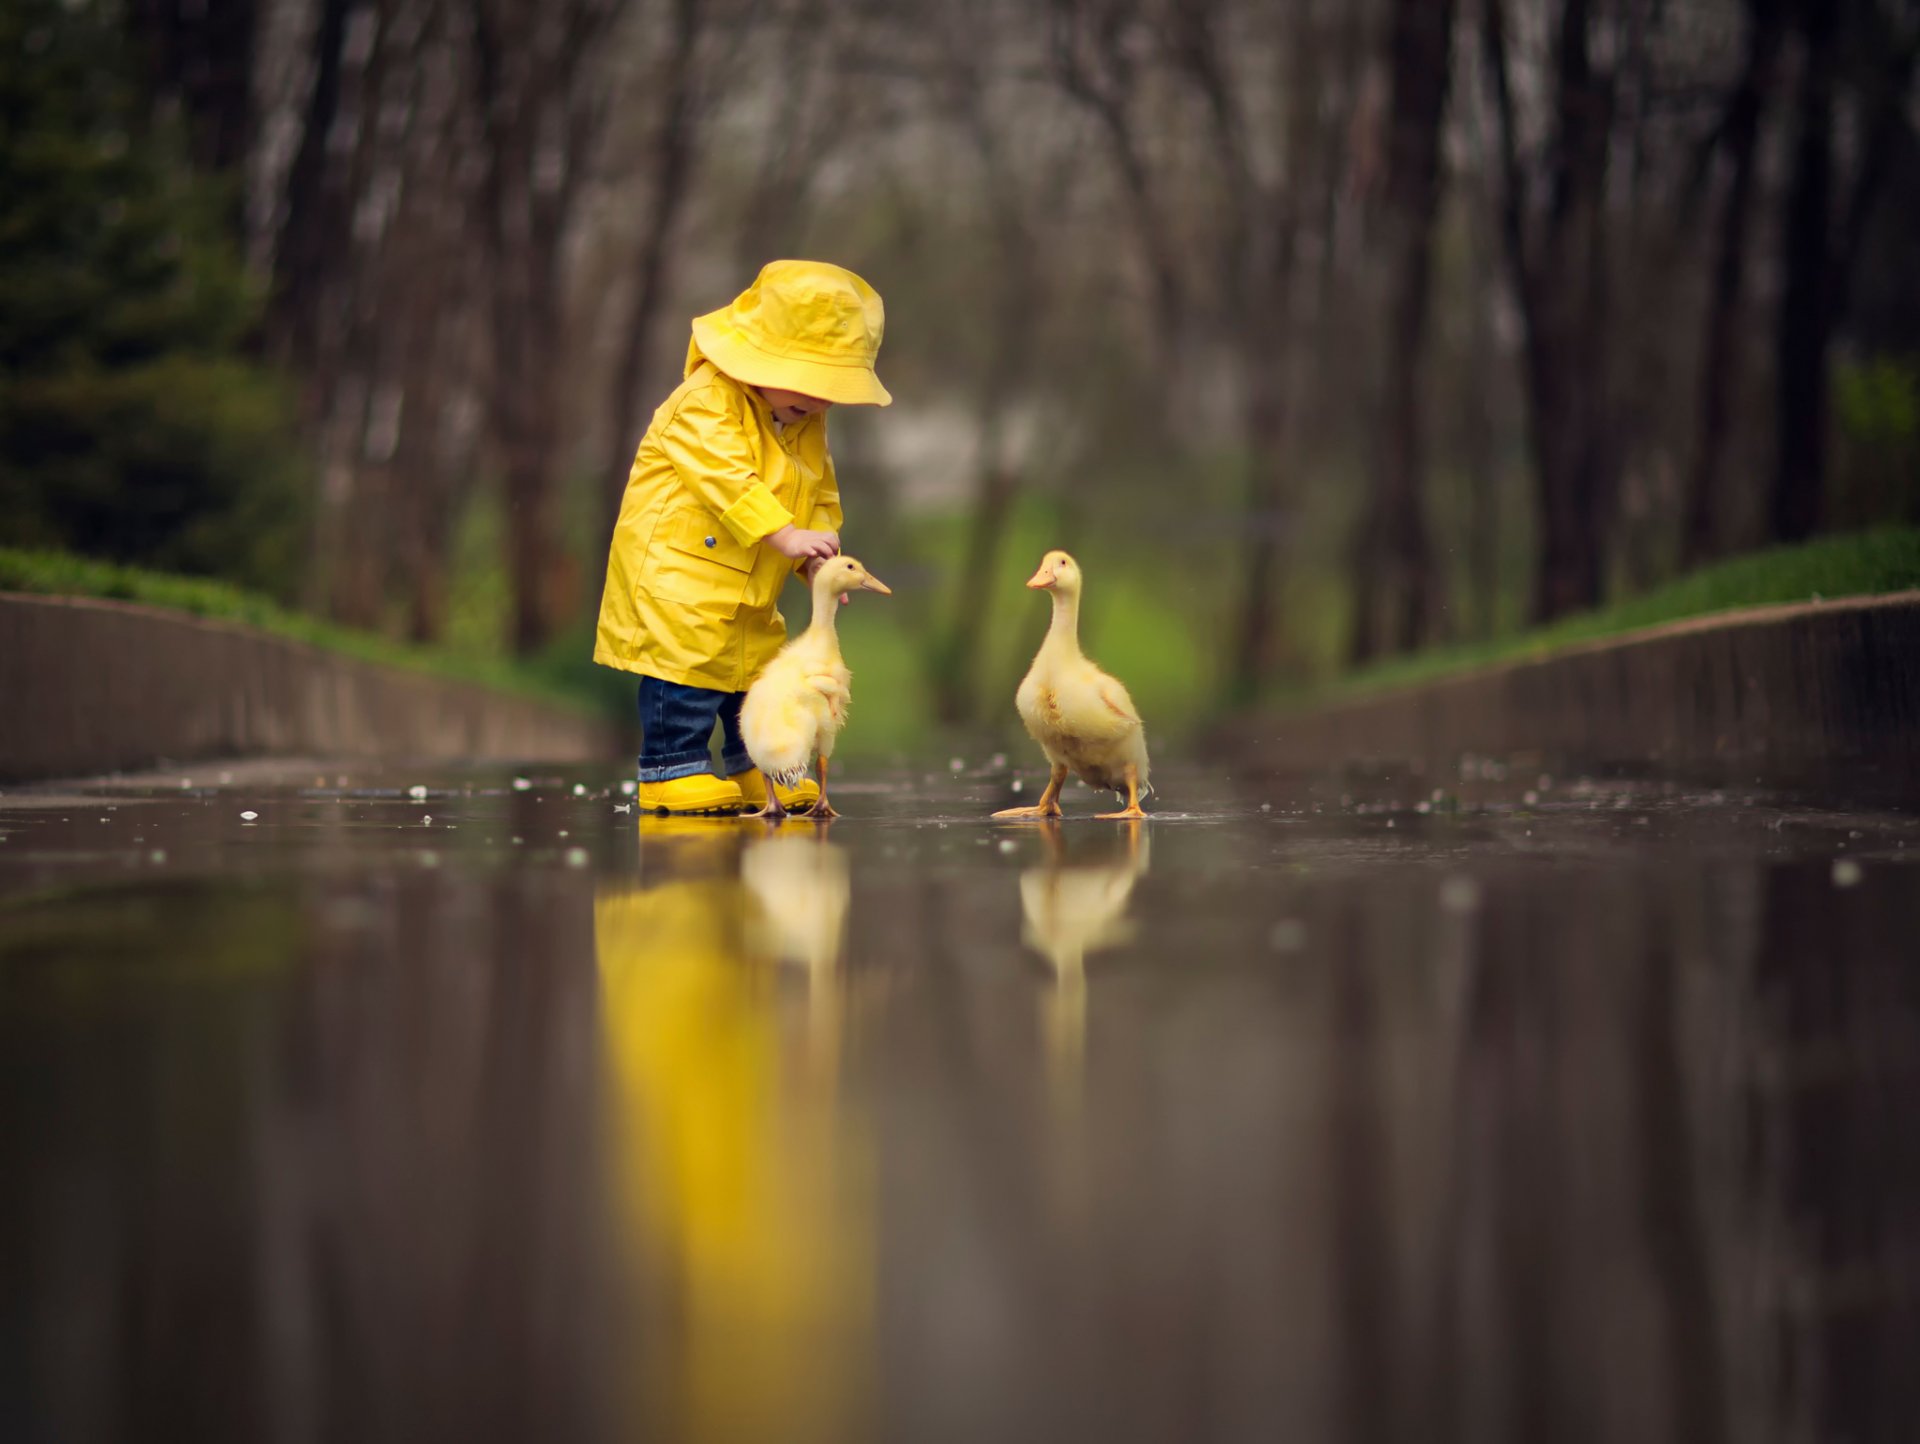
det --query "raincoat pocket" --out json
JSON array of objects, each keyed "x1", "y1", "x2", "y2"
[{"x1": 644, "y1": 508, "x2": 756, "y2": 612}]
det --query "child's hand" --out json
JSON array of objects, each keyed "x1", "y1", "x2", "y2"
[{"x1": 769, "y1": 525, "x2": 839, "y2": 561}]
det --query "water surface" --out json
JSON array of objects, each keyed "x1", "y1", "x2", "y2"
[{"x1": 3, "y1": 762, "x2": 1916, "y2": 1443}]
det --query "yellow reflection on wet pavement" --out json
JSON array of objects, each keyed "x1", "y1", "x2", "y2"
[
  {"x1": 595, "y1": 821, "x2": 869, "y2": 1444},
  {"x1": 1019, "y1": 820, "x2": 1149, "y2": 1121}
]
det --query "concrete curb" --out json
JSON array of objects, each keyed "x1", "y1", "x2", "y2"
[
  {"x1": 1218, "y1": 591, "x2": 1920, "y2": 794},
  {"x1": 0, "y1": 592, "x2": 619, "y2": 783}
]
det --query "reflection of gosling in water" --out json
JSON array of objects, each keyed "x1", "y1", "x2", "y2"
[
  {"x1": 742, "y1": 833, "x2": 851, "y2": 973},
  {"x1": 1019, "y1": 821, "x2": 1150, "y2": 1108},
  {"x1": 743, "y1": 833, "x2": 852, "y2": 1073}
]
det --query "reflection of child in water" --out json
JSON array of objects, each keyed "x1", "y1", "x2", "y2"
[
  {"x1": 594, "y1": 830, "x2": 865, "y2": 1440},
  {"x1": 591, "y1": 261, "x2": 891, "y2": 818}
]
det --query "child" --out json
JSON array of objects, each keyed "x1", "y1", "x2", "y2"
[{"x1": 593, "y1": 260, "x2": 891, "y2": 814}]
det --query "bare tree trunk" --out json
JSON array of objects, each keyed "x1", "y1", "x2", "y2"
[
  {"x1": 321, "y1": 0, "x2": 405, "y2": 629},
  {"x1": 927, "y1": 5, "x2": 1044, "y2": 727},
  {"x1": 269, "y1": 0, "x2": 353, "y2": 374},
  {"x1": 1770, "y1": 0, "x2": 1839, "y2": 545},
  {"x1": 1351, "y1": 0, "x2": 1454, "y2": 666},
  {"x1": 732, "y1": 0, "x2": 837, "y2": 272},
  {"x1": 469, "y1": 0, "x2": 627, "y2": 655},
  {"x1": 1682, "y1": 0, "x2": 1783, "y2": 568},
  {"x1": 1221, "y1": 2, "x2": 1319, "y2": 704},
  {"x1": 1226, "y1": 345, "x2": 1291, "y2": 704},
  {"x1": 1046, "y1": 0, "x2": 1184, "y2": 356},
  {"x1": 1763, "y1": 0, "x2": 1920, "y2": 544},
  {"x1": 1483, "y1": 0, "x2": 1616, "y2": 624},
  {"x1": 492, "y1": 254, "x2": 567, "y2": 655},
  {"x1": 601, "y1": 0, "x2": 704, "y2": 524},
  {"x1": 1464, "y1": 176, "x2": 1503, "y2": 640},
  {"x1": 933, "y1": 456, "x2": 1022, "y2": 725},
  {"x1": 385, "y1": 0, "x2": 476, "y2": 645}
]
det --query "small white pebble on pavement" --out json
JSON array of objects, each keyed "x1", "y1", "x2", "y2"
[
  {"x1": 408, "y1": 785, "x2": 429, "y2": 800},
  {"x1": 997, "y1": 839, "x2": 1017, "y2": 855},
  {"x1": 614, "y1": 803, "x2": 632, "y2": 814},
  {"x1": 558, "y1": 830, "x2": 569, "y2": 839},
  {"x1": 512, "y1": 777, "x2": 532, "y2": 791},
  {"x1": 572, "y1": 783, "x2": 586, "y2": 797},
  {"x1": 422, "y1": 815, "x2": 432, "y2": 826},
  {"x1": 1260, "y1": 803, "x2": 1272, "y2": 812},
  {"x1": 240, "y1": 811, "x2": 258, "y2": 821},
  {"x1": 1011, "y1": 779, "x2": 1024, "y2": 793},
  {"x1": 1832, "y1": 859, "x2": 1863, "y2": 888},
  {"x1": 620, "y1": 779, "x2": 636, "y2": 796}
]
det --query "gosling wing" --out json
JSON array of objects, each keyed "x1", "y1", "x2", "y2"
[{"x1": 1052, "y1": 662, "x2": 1141, "y2": 743}]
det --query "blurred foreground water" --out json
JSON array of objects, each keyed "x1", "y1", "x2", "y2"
[{"x1": 2, "y1": 763, "x2": 1916, "y2": 1444}]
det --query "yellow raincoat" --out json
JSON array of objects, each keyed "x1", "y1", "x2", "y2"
[{"x1": 593, "y1": 261, "x2": 890, "y2": 692}]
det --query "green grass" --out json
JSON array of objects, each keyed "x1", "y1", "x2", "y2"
[
  {"x1": 0, "y1": 547, "x2": 605, "y2": 716},
  {"x1": 1308, "y1": 527, "x2": 1920, "y2": 703}
]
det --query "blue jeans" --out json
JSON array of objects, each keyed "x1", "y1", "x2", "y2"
[{"x1": 635, "y1": 675, "x2": 752, "y2": 782}]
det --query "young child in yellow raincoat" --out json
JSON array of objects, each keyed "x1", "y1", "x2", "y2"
[{"x1": 594, "y1": 261, "x2": 891, "y2": 814}]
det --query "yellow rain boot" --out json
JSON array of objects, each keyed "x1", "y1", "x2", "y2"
[
  {"x1": 730, "y1": 767, "x2": 820, "y2": 814},
  {"x1": 636, "y1": 773, "x2": 747, "y2": 816}
]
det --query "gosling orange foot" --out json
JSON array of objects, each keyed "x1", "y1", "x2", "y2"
[
  {"x1": 812, "y1": 800, "x2": 840, "y2": 821},
  {"x1": 1097, "y1": 768, "x2": 1147, "y2": 820},
  {"x1": 993, "y1": 802, "x2": 1065, "y2": 820}
]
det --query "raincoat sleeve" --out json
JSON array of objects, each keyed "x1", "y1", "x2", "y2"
[{"x1": 656, "y1": 387, "x2": 795, "y2": 547}]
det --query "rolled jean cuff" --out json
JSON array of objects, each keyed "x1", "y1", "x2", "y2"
[
  {"x1": 636, "y1": 750, "x2": 717, "y2": 783},
  {"x1": 719, "y1": 745, "x2": 753, "y2": 776}
]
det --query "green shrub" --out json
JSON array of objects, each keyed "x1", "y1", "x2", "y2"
[{"x1": 0, "y1": 0, "x2": 306, "y2": 598}]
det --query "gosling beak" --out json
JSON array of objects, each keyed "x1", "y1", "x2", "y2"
[
  {"x1": 1025, "y1": 566, "x2": 1055, "y2": 590},
  {"x1": 859, "y1": 575, "x2": 892, "y2": 595}
]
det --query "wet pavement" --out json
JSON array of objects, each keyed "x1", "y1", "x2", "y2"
[{"x1": 2, "y1": 759, "x2": 1918, "y2": 1444}]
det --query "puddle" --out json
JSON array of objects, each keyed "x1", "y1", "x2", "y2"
[{"x1": 3, "y1": 763, "x2": 1917, "y2": 1442}]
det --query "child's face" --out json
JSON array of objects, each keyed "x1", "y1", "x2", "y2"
[{"x1": 758, "y1": 387, "x2": 832, "y2": 425}]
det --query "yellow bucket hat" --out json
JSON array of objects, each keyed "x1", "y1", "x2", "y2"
[{"x1": 688, "y1": 259, "x2": 892, "y2": 407}]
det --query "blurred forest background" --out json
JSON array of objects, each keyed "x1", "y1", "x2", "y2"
[{"x1": 3, "y1": 0, "x2": 1918, "y2": 748}]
